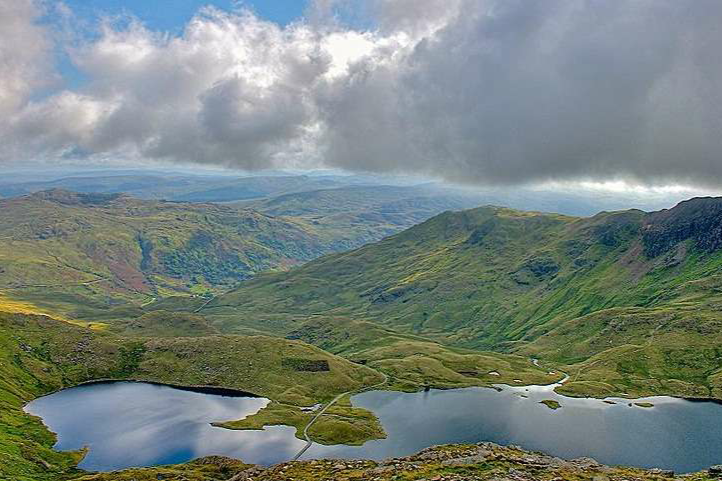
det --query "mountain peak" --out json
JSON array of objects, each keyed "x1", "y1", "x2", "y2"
[{"x1": 643, "y1": 196, "x2": 722, "y2": 257}]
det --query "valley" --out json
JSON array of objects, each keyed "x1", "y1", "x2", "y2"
[
  {"x1": 0, "y1": 185, "x2": 477, "y2": 319},
  {"x1": 4, "y1": 1, "x2": 721, "y2": 478},
  {"x1": 2, "y1": 189, "x2": 722, "y2": 481}
]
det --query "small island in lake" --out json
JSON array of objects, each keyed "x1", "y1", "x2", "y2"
[{"x1": 540, "y1": 399, "x2": 562, "y2": 410}]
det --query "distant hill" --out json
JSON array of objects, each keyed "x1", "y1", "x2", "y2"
[
  {"x1": 0, "y1": 173, "x2": 343, "y2": 202},
  {"x1": 250, "y1": 184, "x2": 464, "y2": 217},
  {"x1": 0, "y1": 169, "x2": 707, "y2": 216},
  {"x1": 169, "y1": 175, "x2": 342, "y2": 202},
  {"x1": 0, "y1": 189, "x2": 346, "y2": 317},
  {"x1": 204, "y1": 198, "x2": 722, "y2": 400},
  {"x1": 247, "y1": 184, "x2": 484, "y2": 247},
  {"x1": 0, "y1": 187, "x2": 483, "y2": 319}
]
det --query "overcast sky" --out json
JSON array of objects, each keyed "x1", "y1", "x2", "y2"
[{"x1": 1, "y1": 0, "x2": 721, "y2": 189}]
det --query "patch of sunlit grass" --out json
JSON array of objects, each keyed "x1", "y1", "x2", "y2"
[{"x1": 0, "y1": 293, "x2": 107, "y2": 330}]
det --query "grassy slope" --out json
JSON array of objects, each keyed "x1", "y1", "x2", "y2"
[
  {"x1": 0, "y1": 186, "x2": 480, "y2": 321},
  {"x1": 202, "y1": 200, "x2": 722, "y2": 399},
  {"x1": 0, "y1": 311, "x2": 384, "y2": 481},
  {"x1": 517, "y1": 303, "x2": 722, "y2": 398},
  {"x1": 286, "y1": 317, "x2": 559, "y2": 391},
  {"x1": 248, "y1": 184, "x2": 478, "y2": 249},
  {"x1": 0, "y1": 189, "x2": 350, "y2": 318},
  {"x1": 203, "y1": 206, "x2": 590, "y2": 339}
]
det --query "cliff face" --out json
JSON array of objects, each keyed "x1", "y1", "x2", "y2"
[{"x1": 643, "y1": 197, "x2": 722, "y2": 257}]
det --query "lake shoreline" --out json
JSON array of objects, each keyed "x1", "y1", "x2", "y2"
[
  {"x1": 25, "y1": 379, "x2": 722, "y2": 474},
  {"x1": 72, "y1": 379, "x2": 261, "y2": 398}
]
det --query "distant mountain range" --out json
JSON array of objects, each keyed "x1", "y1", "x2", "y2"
[
  {"x1": 0, "y1": 168, "x2": 711, "y2": 216},
  {"x1": 0, "y1": 172, "x2": 344, "y2": 202}
]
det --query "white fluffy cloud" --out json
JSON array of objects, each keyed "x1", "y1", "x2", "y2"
[
  {"x1": 0, "y1": 0, "x2": 55, "y2": 116},
  {"x1": 2, "y1": 0, "x2": 722, "y2": 187}
]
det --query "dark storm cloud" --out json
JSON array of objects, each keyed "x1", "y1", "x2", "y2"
[
  {"x1": 320, "y1": 0, "x2": 722, "y2": 186},
  {"x1": 2, "y1": 0, "x2": 722, "y2": 187}
]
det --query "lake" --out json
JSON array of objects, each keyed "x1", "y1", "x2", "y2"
[
  {"x1": 24, "y1": 381, "x2": 306, "y2": 471},
  {"x1": 25, "y1": 380, "x2": 722, "y2": 473}
]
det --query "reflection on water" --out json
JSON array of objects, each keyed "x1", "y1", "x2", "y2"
[
  {"x1": 24, "y1": 381, "x2": 306, "y2": 471},
  {"x1": 26, "y1": 380, "x2": 722, "y2": 473},
  {"x1": 309, "y1": 381, "x2": 722, "y2": 473}
]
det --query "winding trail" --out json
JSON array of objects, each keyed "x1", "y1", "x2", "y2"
[
  {"x1": 292, "y1": 369, "x2": 388, "y2": 461},
  {"x1": 293, "y1": 359, "x2": 565, "y2": 461},
  {"x1": 529, "y1": 358, "x2": 570, "y2": 386},
  {"x1": 194, "y1": 295, "x2": 215, "y2": 313}
]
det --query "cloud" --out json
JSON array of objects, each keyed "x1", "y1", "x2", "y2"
[
  {"x1": 2, "y1": 0, "x2": 722, "y2": 187},
  {"x1": 319, "y1": 0, "x2": 722, "y2": 187},
  {"x1": 0, "y1": 0, "x2": 55, "y2": 116}
]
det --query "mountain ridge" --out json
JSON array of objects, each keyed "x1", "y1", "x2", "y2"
[{"x1": 200, "y1": 197, "x2": 722, "y2": 400}]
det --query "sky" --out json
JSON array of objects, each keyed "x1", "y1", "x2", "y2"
[
  {"x1": 62, "y1": 1, "x2": 308, "y2": 30},
  {"x1": 1, "y1": 0, "x2": 722, "y2": 191},
  {"x1": 51, "y1": 1, "x2": 309, "y2": 89}
]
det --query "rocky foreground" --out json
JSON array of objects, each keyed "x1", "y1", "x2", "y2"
[{"x1": 76, "y1": 443, "x2": 720, "y2": 481}]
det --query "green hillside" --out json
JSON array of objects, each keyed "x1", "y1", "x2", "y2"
[
  {"x1": 0, "y1": 189, "x2": 364, "y2": 318},
  {"x1": 0, "y1": 187, "x2": 483, "y2": 320},
  {"x1": 0, "y1": 311, "x2": 387, "y2": 480},
  {"x1": 246, "y1": 184, "x2": 481, "y2": 252},
  {"x1": 0, "y1": 309, "x2": 555, "y2": 480},
  {"x1": 3, "y1": 196, "x2": 722, "y2": 479},
  {"x1": 202, "y1": 198, "x2": 722, "y2": 399}
]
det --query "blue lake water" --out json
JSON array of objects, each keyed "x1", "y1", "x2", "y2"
[
  {"x1": 24, "y1": 381, "x2": 306, "y2": 471},
  {"x1": 25, "y1": 380, "x2": 722, "y2": 473}
]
